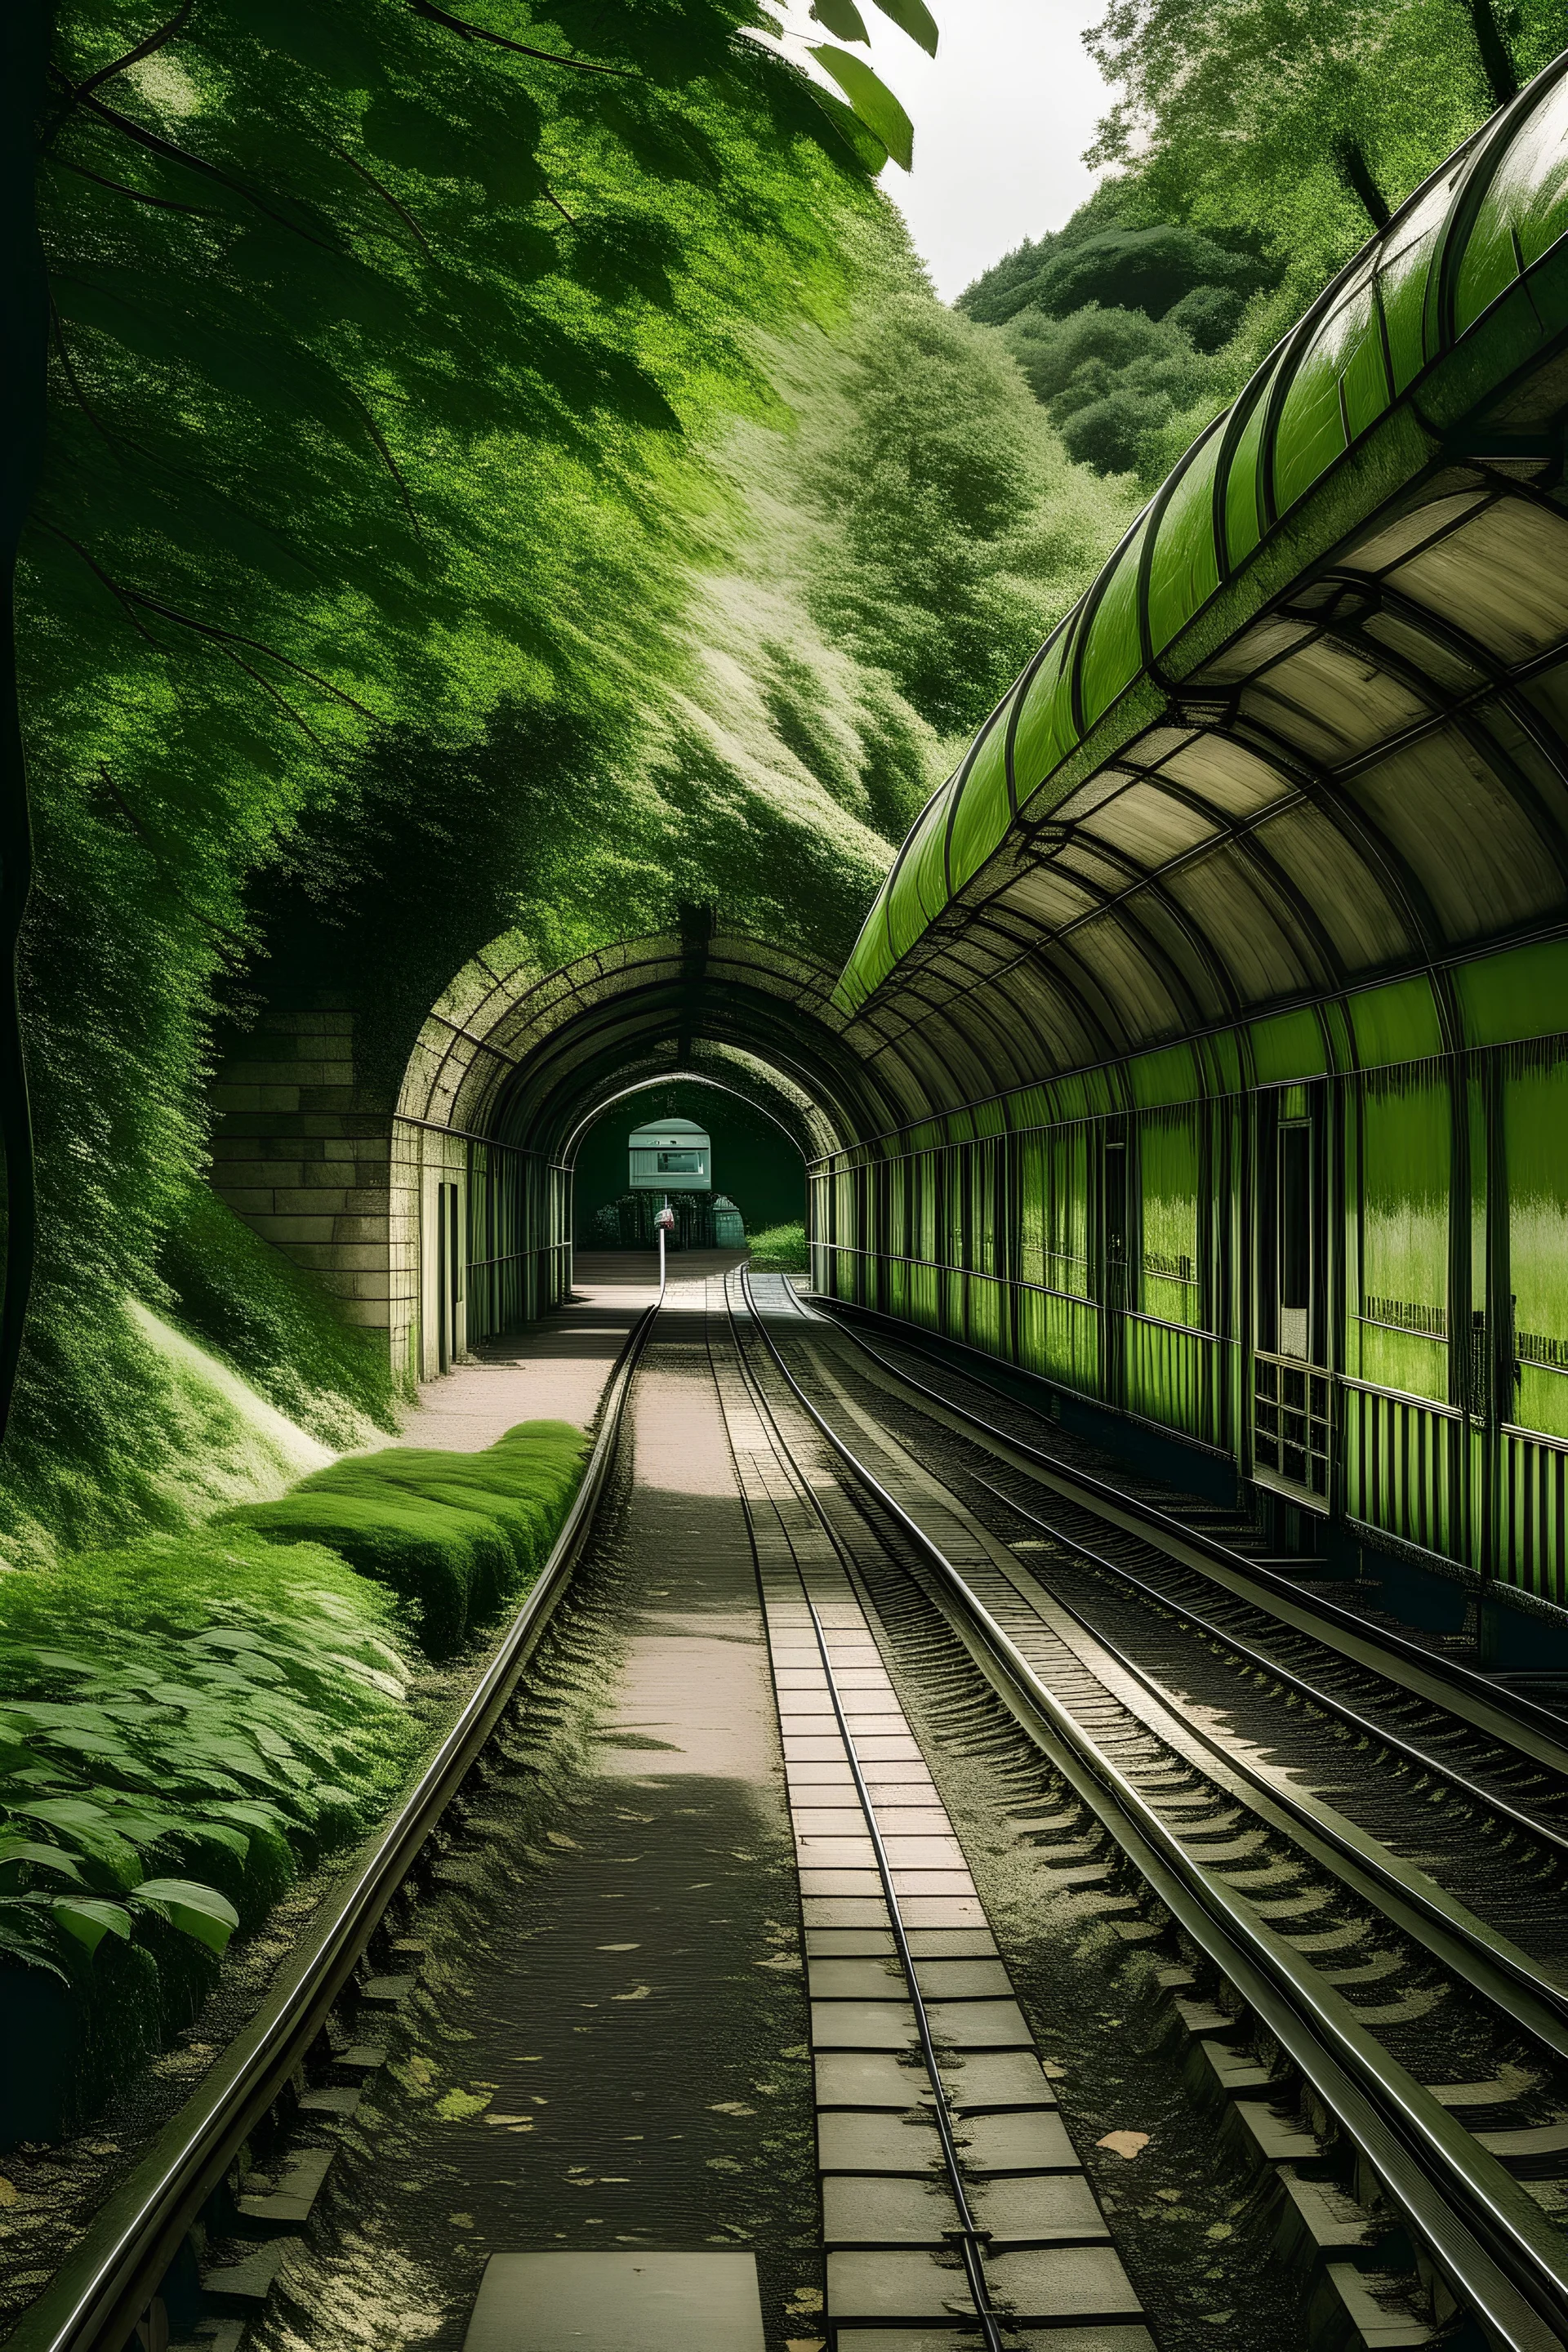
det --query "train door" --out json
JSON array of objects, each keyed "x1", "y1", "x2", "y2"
[
  {"x1": 1254, "y1": 1084, "x2": 1331, "y2": 1504},
  {"x1": 1100, "y1": 1120, "x2": 1131, "y2": 1409}
]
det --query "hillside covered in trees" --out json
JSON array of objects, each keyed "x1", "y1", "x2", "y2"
[{"x1": 960, "y1": 0, "x2": 1568, "y2": 486}]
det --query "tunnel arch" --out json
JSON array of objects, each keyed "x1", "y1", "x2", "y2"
[
  {"x1": 389, "y1": 924, "x2": 928, "y2": 1380},
  {"x1": 833, "y1": 59, "x2": 1568, "y2": 1092},
  {"x1": 556, "y1": 1069, "x2": 820, "y2": 1169}
]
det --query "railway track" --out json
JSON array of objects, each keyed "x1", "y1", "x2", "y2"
[
  {"x1": 795, "y1": 1299, "x2": 1568, "y2": 1998},
  {"x1": 733, "y1": 1267, "x2": 1568, "y2": 2351},
  {"x1": 13, "y1": 1263, "x2": 1568, "y2": 2352}
]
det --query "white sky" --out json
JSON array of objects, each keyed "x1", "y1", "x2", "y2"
[{"x1": 772, "y1": 0, "x2": 1113, "y2": 302}]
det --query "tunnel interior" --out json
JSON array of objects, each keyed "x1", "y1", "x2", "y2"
[{"x1": 569, "y1": 1080, "x2": 806, "y2": 1250}]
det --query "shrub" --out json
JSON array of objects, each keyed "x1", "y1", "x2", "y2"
[
  {"x1": 0, "y1": 1530, "x2": 416, "y2": 2141},
  {"x1": 224, "y1": 1421, "x2": 587, "y2": 1656},
  {"x1": 227, "y1": 1492, "x2": 507, "y2": 1657},
  {"x1": 747, "y1": 1221, "x2": 809, "y2": 1272}
]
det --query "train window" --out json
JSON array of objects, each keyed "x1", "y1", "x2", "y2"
[
  {"x1": 1357, "y1": 1068, "x2": 1449, "y2": 1405},
  {"x1": 1278, "y1": 1122, "x2": 1312, "y2": 1359},
  {"x1": 1140, "y1": 1107, "x2": 1201, "y2": 1329},
  {"x1": 657, "y1": 1149, "x2": 702, "y2": 1174}
]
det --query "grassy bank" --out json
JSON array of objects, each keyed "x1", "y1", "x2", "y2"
[
  {"x1": 0, "y1": 1419, "x2": 586, "y2": 2146},
  {"x1": 747, "y1": 1222, "x2": 809, "y2": 1273}
]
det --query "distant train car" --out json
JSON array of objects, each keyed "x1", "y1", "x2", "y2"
[{"x1": 628, "y1": 1116, "x2": 711, "y2": 1192}]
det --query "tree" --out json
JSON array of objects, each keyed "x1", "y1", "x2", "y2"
[
  {"x1": 0, "y1": 0, "x2": 896, "y2": 1534},
  {"x1": 798, "y1": 293, "x2": 1134, "y2": 732},
  {"x1": 0, "y1": 0, "x2": 951, "y2": 1461},
  {"x1": 1001, "y1": 301, "x2": 1220, "y2": 477},
  {"x1": 1084, "y1": 0, "x2": 1561, "y2": 301}
]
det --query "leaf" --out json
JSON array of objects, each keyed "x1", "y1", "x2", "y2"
[
  {"x1": 212, "y1": 1798, "x2": 290, "y2": 1832},
  {"x1": 130, "y1": 1878, "x2": 240, "y2": 1953},
  {"x1": 0, "y1": 1840, "x2": 86, "y2": 1882},
  {"x1": 52, "y1": 1897, "x2": 134, "y2": 1955},
  {"x1": 867, "y1": 0, "x2": 938, "y2": 58},
  {"x1": 0, "y1": 1900, "x2": 72, "y2": 1984},
  {"x1": 177, "y1": 1822, "x2": 252, "y2": 1862},
  {"x1": 809, "y1": 0, "x2": 871, "y2": 44},
  {"x1": 808, "y1": 47, "x2": 914, "y2": 170},
  {"x1": 327, "y1": 1655, "x2": 407, "y2": 1700},
  {"x1": 15, "y1": 1802, "x2": 145, "y2": 1886},
  {"x1": 434, "y1": 2088, "x2": 491, "y2": 2121},
  {"x1": 16, "y1": 1796, "x2": 114, "y2": 1829}
]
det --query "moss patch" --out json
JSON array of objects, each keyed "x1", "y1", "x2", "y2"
[
  {"x1": 161, "y1": 1186, "x2": 401, "y2": 1447},
  {"x1": 224, "y1": 1421, "x2": 588, "y2": 1655}
]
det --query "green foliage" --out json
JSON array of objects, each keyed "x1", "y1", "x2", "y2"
[
  {"x1": 788, "y1": 284, "x2": 1137, "y2": 733},
  {"x1": 10, "y1": 1, "x2": 877, "y2": 1544},
  {"x1": 1164, "y1": 282, "x2": 1249, "y2": 354},
  {"x1": 160, "y1": 1184, "x2": 399, "y2": 1446},
  {"x1": 810, "y1": 44, "x2": 915, "y2": 169},
  {"x1": 960, "y1": 2, "x2": 1561, "y2": 491},
  {"x1": 960, "y1": 184, "x2": 1275, "y2": 327},
  {"x1": 958, "y1": 178, "x2": 1277, "y2": 488},
  {"x1": 10, "y1": 2, "x2": 1127, "y2": 1566},
  {"x1": 252, "y1": 215, "x2": 1130, "y2": 1081},
  {"x1": 225, "y1": 1420, "x2": 587, "y2": 1655},
  {"x1": 0, "y1": 1291, "x2": 338, "y2": 1572},
  {"x1": 0, "y1": 1529, "x2": 416, "y2": 1990},
  {"x1": 1083, "y1": 0, "x2": 1566, "y2": 314},
  {"x1": 1002, "y1": 301, "x2": 1222, "y2": 479},
  {"x1": 746, "y1": 1218, "x2": 808, "y2": 1271}
]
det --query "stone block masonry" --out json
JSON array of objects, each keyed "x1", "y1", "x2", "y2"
[{"x1": 209, "y1": 1009, "x2": 400, "y2": 1334}]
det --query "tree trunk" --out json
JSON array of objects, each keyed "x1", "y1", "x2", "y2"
[
  {"x1": 1459, "y1": 0, "x2": 1519, "y2": 112},
  {"x1": 1331, "y1": 131, "x2": 1392, "y2": 231},
  {"x1": 0, "y1": 4, "x2": 51, "y2": 1445}
]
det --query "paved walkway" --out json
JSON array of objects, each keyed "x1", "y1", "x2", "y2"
[
  {"x1": 394, "y1": 1250, "x2": 745, "y2": 1452},
  {"x1": 386, "y1": 1266, "x2": 819, "y2": 2347}
]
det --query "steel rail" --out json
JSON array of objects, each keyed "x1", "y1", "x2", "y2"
[
  {"x1": 739, "y1": 1268, "x2": 1568, "y2": 2352},
  {"x1": 812, "y1": 1295, "x2": 1568, "y2": 1765},
  {"x1": 968, "y1": 1470, "x2": 1568, "y2": 1865},
  {"x1": 723, "y1": 1295, "x2": 1006, "y2": 2340},
  {"x1": 4, "y1": 1279, "x2": 666, "y2": 2352},
  {"x1": 813, "y1": 1303, "x2": 1568, "y2": 1840},
  {"x1": 768, "y1": 1297, "x2": 1568, "y2": 2052},
  {"x1": 718, "y1": 1280, "x2": 1005, "y2": 2352},
  {"x1": 957, "y1": 1473, "x2": 1568, "y2": 2060}
]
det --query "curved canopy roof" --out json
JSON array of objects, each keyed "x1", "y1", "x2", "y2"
[
  {"x1": 833, "y1": 55, "x2": 1568, "y2": 1075},
  {"x1": 394, "y1": 927, "x2": 973, "y2": 1165}
]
